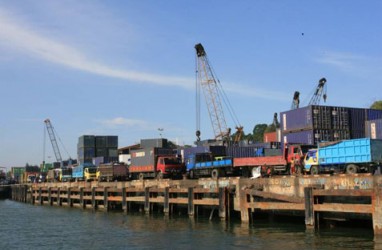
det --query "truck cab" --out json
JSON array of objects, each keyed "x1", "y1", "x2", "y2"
[
  {"x1": 284, "y1": 144, "x2": 315, "y2": 174},
  {"x1": 72, "y1": 163, "x2": 97, "y2": 182},
  {"x1": 303, "y1": 149, "x2": 319, "y2": 174},
  {"x1": 156, "y1": 156, "x2": 184, "y2": 179}
]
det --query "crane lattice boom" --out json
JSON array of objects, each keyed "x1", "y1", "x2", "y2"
[
  {"x1": 44, "y1": 119, "x2": 62, "y2": 163},
  {"x1": 309, "y1": 77, "x2": 327, "y2": 105},
  {"x1": 195, "y1": 43, "x2": 230, "y2": 141}
]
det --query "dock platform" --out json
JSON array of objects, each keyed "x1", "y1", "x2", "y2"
[{"x1": 11, "y1": 174, "x2": 382, "y2": 235}]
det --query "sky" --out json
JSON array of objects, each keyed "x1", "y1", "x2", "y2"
[{"x1": 0, "y1": 1, "x2": 381, "y2": 169}]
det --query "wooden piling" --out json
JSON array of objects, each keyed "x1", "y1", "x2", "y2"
[
  {"x1": 164, "y1": 187, "x2": 169, "y2": 215},
  {"x1": 304, "y1": 187, "x2": 315, "y2": 229},
  {"x1": 188, "y1": 187, "x2": 194, "y2": 217},
  {"x1": 144, "y1": 187, "x2": 150, "y2": 214}
]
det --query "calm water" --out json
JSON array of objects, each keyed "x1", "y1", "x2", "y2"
[{"x1": 0, "y1": 199, "x2": 380, "y2": 250}]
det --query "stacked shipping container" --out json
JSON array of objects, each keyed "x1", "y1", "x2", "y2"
[
  {"x1": 77, "y1": 135, "x2": 118, "y2": 164},
  {"x1": 280, "y1": 105, "x2": 382, "y2": 146}
]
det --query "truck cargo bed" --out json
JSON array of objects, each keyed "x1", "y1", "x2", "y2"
[
  {"x1": 318, "y1": 138, "x2": 382, "y2": 165},
  {"x1": 233, "y1": 156, "x2": 287, "y2": 167}
]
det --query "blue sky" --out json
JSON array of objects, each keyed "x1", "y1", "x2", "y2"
[{"x1": 0, "y1": 1, "x2": 381, "y2": 169}]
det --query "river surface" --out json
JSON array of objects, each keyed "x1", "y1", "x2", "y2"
[{"x1": 0, "y1": 199, "x2": 380, "y2": 249}]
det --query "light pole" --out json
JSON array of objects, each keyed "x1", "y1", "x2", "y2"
[{"x1": 158, "y1": 128, "x2": 164, "y2": 138}]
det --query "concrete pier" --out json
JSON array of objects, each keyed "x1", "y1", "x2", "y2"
[{"x1": 10, "y1": 174, "x2": 382, "y2": 235}]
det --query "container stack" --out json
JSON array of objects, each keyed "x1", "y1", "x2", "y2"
[
  {"x1": 280, "y1": 105, "x2": 382, "y2": 145},
  {"x1": 78, "y1": 135, "x2": 118, "y2": 164},
  {"x1": 78, "y1": 135, "x2": 95, "y2": 164}
]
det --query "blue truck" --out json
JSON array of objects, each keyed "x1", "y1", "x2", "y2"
[
  {"x1": 72, "y1": 163, "x2": 98, "y2": 182},
  {"x1": 304, "y1": 138, "x2": 382, "y2": 174},
  {"x1": 186, "y1": 152, "x2": 238, "y2": 179}
]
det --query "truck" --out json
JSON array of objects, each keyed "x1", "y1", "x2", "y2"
[
  {"x1": 96, "y1": 163, "x2": 129, "y2": 182},
  {"x1": 129, "y1": 147, "x2": 184, "y2": 180},
  {"x1": 47, "y1": 169, "x2": 60, "y2": 182},
  {"x1": 233, "y1": 144, "x2": 314, "y2": 178},
  {"x1": 304, "y1": 138, "x2": 382, "y2": 175},
  {"x1": 186, "y1": 153, "x2": 238, "y2": 179},
  {"x1": 72, "y1": 163, "x2": 97, "y2": 182},
  {"x1": 59, "y1": 168, "x2": 73, "y2": 182}
]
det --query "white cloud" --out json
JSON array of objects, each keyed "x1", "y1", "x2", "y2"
[
  {"x1": 98, "y1": 117, "x2": 153, "y2": 129},
  {"x1": 315, "y1": 51, "x2": 382, "y2": 78},
  {"x1": 0, "y1": 9, "x2": 193, "y2": 89},
  {"x1": 0, "y1": 7, "x2": 289, "y2": 101}
]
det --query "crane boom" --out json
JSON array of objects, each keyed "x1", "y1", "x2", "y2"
[
  {"x1": 309, "y1": 77, "x2": 327, "y2": 105},
  {"x1": 44, "y1": 119, "x2": 62, "y2": 163},
  {"x1": 195, "y1": 43, "x2": 230, "y2": 141}
]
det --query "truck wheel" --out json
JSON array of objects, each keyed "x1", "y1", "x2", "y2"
[
  {"x1": 138, "y1": 173, "x2": 144, "y2": 180},
  {"x1": 310, "y1": 166, "x2": 319, "y2": 175},
  {"x1": 346, "y1": 164, "x2": 358, "y2": 174},
  {"x1": 211, "y1": 169, "x2": 219, "y2": 179}
]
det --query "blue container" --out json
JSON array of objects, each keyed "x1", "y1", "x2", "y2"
[
  {"x1": 226, "y1": 146, "x2": 260, "y2": 158},
  {"x1": 282, "y1": 129, "x2": 350, "y2": 146},
  {"x1": 367, "y1": 109, "x2": 382, "y2": 121},
  {"x1": 280, "y1": 106, "x2": 312, "y2": 132},
  {"x1": 365, "y1": 119, "x2": 382, "y2": 139},
  {"x1": 280, "y1": 105, "x2": 349, "y2": 133}
]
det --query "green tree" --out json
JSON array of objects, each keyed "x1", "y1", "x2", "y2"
[
  {"x1": 252, "y1": 124, "x2": 268, "y2": 142},
  {"x1": 371, "y1": 101, "x2": 382, "y2": 110}
]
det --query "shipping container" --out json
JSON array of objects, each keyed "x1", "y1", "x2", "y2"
[
  {"x1": 263, "y1": 132, "x2": 277, "y2": 143},
  {"x1": 130, "y1": 147, "x2": 174, "y2": 167},
  {"x1": 282, "y1": 129, "x2": 350, "y2": 146},
  {"x1": 41, "y1": 163, "x2": 54, "y2": 173},
  {"x1": 331, "y1": 106, "x2": 350, "y2": 130},
  {"x1": 348, "y1": 108, "x2": 367, "y2": 135},
  {"x1": 106, "y1": 136, "x2": 118, "y2": 148},
  {"x1": 11, "y1": 167, "x2": 25, "y2": 178},
  {"x1": 78, "y1": 135, "x2": 95, "y2": 148},
  {"x1": 95, "y1": 136, "x2": 107, "y2": 148},
  {"x1": 25, "y1": 166, "x2": 40, "y2": 173},
  {"x1": 182, "y1": 146, "x2": 226, "y2": 161},
  {"x1": 366, "y1": 119, "x2": 382, "y2": 139},
  {"x1": 226, "y1": 146, "x2": 261, "y2": 158},
  {"x1": 141, "y1": 138, "x2": 168, "y2": 148},
  {"x1": 96, "y1": 148, "x2": 107, "y2": 157},
  {"x1": 248, "y1": 142, "x2": 281, "y2": 149},
  {"x1": 281, "y1": 105, "x2": 344, "y2": 132},
  {"x1": 367, "y1": 109, "x2": 382, "y2": 121},
  {"x1": 78, "y1": 147, "x2": 96, "y2": 159}
]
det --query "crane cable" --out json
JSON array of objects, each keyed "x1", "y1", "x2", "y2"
[
  {"x1": 208, "y1": 61, "x2": 242, "y2": 128},
  {"x1": 52, "y1": 125, "x2": 72, "y2": 160}
]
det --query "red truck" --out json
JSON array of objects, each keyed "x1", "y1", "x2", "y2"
[
  {"x1": 130, "y1": 147, "x2": 184, "y2": 180},
  {"x1": 234, "y1": 144, "x2": 314, "y2": 178}
]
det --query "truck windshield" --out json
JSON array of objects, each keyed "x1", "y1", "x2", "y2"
[
  {"x1": 164, "y1": 158, "x2": 180, "y2": 165},
  {"x1": 87, "y1": 167, "x2": 97, "y2": 173},
  {"x1": 300, "y1": 145, "x2": 316, "y2": 154}
]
